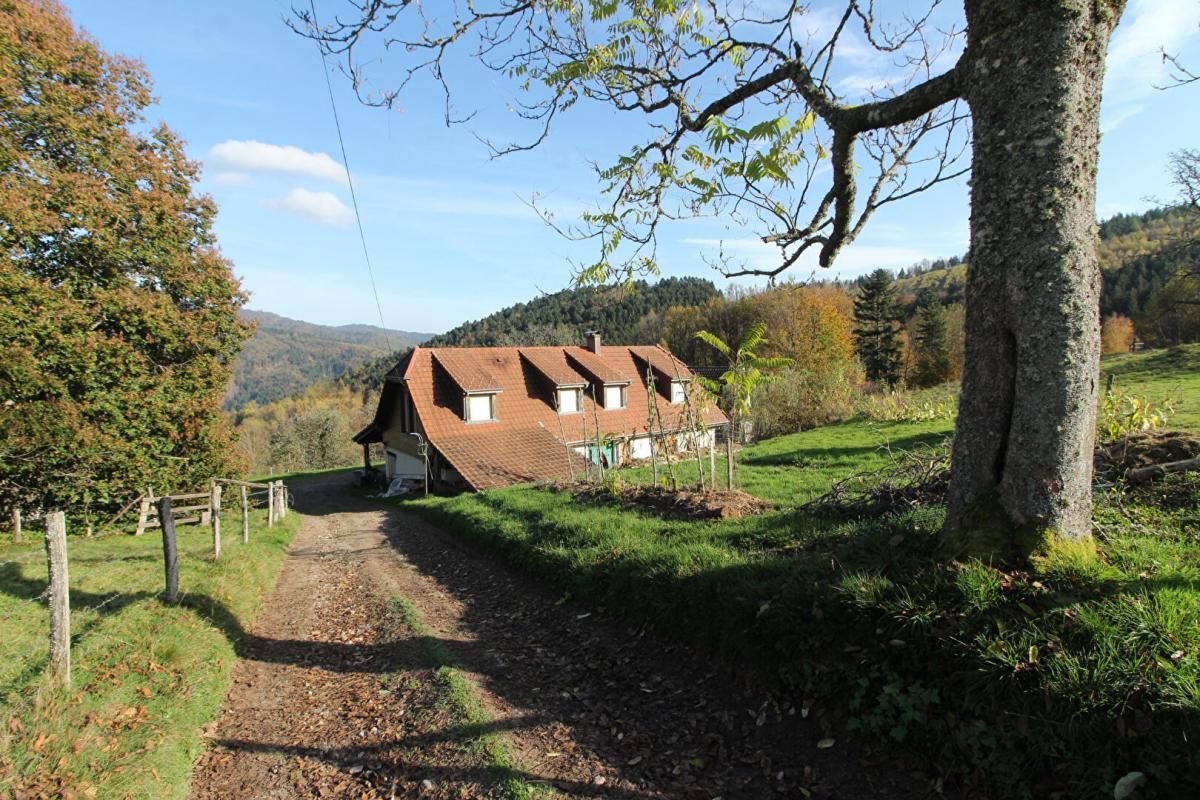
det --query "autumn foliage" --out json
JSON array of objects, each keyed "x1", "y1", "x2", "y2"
[
  {"x1": 0, "y1": 0, "x2": 250, "y2": 511},
  {"x1": 1101, "y1": 313, "x2": 1136, "y2": 355}
]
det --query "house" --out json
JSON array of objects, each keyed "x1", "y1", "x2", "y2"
[{"x1": 352, "y1": 333, "x2": 728, "y2": 491}]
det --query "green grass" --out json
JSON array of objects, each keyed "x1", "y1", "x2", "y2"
[
  {"x1": 379, "y1": 596, "x2": 542, "y2": 799},
  {"x1": 393, "y1": 360, "x2": 1200, "y2": 796},
  {"x1": 1102, "y1": 344, "x2": 1200, "y2": 431},
  {"x1": 0, "y1": 507, "x2": 301, "y2": 799},
  {"x1": 621, "y1": 417, "x2": 954, "y2": 506}
]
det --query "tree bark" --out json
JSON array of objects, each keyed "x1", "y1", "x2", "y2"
[{"x1": 943, "y1": 0, "x2": 1123, "y2": 557}]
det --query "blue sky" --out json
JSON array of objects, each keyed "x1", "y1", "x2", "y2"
[{"x1": 64, "y1": 0, "x2": 1200, "y2": 335}]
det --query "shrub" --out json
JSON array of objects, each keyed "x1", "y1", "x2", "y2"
[
  {"x1": 857, "y1": 385, "x2": 958, "y2": 423},
  {"x1": 749, "y1": 365, "x2": 859, "y2": 437},
  {"x1": 1098, "y1": 388, "x2": 1175, "y2": 441}
]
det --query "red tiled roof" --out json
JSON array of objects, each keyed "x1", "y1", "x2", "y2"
[
  {"x1": 519, "y1": 348, "x2": 588, "y2": 387},
  {"x1": 566, "y1": 347, "x2": 630, "y2": 384},
  {"x1": 630, "y1": 345, "x2": 691, "y2": 380},
  {"x1": 433, "y1": 349, "x2": 503, "y2": 392},
  {"x1": 385, "y1": 345, "x2": 726, "y2": 491},
  {"x1": 435, "y1": 425, "x2": 589, "y2": 490}
]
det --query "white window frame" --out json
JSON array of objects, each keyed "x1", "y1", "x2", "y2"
[
  {"x1": 670, "y1": 380, "x2": 687, "y2": 405},
  {"x1": 557, "y1": 387, "x2": 584, "y2": 415},
  {"x1": 603, "y1": 384, "x2": 628, "y2": 410},
  {"x1": 465, "y1": 392, "x2": 497, "y2": 423}
]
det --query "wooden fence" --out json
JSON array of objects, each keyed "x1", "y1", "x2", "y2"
[{"x1": 12, "y1": 477, "x2": 289, "y2": 688}]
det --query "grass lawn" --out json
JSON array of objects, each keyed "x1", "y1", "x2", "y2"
[
  {"x1": 397, "y1": 345, "x2": 1200, "y2": 797},
  {"x1": 0, "y1": 506, "x2": 301, "y2": 799}
]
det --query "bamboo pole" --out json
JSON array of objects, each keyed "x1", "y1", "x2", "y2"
[
  {"x1": 726, "y1": 421, "x2": 735, "y2": 490},
  {"x1": 589, "y1": 385, "x2": 606, "y2": 482},
  {"x1": 44, "y1": 511, "x2": 70, "y2": 689},
  {"x1": 555, "y1": 395, "x2": 576, "y2": 482},
  {"x1": 240, "y1": 485, "x2": 249, "y2": 544},
  {"x1": 645, "y1": 367, "x2": 658, "y2": 485}
]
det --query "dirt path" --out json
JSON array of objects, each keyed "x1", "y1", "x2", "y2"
[{"x1": 189, "y1": 473, "x2": 932, "y2": 799}]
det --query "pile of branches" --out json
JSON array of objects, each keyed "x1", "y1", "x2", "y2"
[
  {"x1": 801, "y1": 442, "x2": 951, "y2": 518},
  {"x1": 569, "y1": 482, "x2": 773, "y2": 520}
]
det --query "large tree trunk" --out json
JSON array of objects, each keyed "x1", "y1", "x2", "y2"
[{"x1": 943, "y1": 0, "x2": 1123, "y2": 558}]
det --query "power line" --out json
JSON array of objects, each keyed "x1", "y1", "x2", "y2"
[{"x1": 307, "y1": 0, "x2": 392, "y2": 353}]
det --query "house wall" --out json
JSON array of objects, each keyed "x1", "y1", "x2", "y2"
[
  {"x1": 385, "y1": 447, "x2": 426, "y2": 481},
  {"x1": 629, "y1": 436, "x2": 652, "y2": 460},
  {"x1": 675, "y1": 427, "x2": 717, "y2": 452}
]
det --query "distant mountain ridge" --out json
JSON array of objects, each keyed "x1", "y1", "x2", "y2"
[{"x1": 226, "y1": 310, "x2": 433, "y2": 410}]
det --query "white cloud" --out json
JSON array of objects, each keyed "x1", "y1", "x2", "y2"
[
  {"x1": 1107, "y1": 0, "x2": 1200, "y2": 91},
  {"x1": 1101, "y1": 103, "x2": 1145, "y2": 134},
  {"x1": 268, "y1": 188, "x2": 352, "y2": 228},
  {"x1": 208, "y1": 140, "x2": 347, "y2": 184},
  {"x1": 213, "y1": 171, "x2": 250, "y2": 186}
]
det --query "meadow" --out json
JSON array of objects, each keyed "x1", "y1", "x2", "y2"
[
  {"x1": 0, "y1": 506, "x2": 301, "y2": 799},
  {"x1": 402, "y1": 345, "x2": 1200, "y2": 797}
]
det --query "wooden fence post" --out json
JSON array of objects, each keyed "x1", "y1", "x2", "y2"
[
  {"x1": 278, "y1": 482, "x2": 287, "y2": 519},
  {"x1": 210, "y1": 482, "x2": 222, "y2": 560},
  {"x1": 11, "y1": 507, "x2": 21, "y2": 544},
  {"x1": 267, "y1": 483, "x2": 275, "y2": 528},
  {"x1": 157, "y1": 497, "x2": 179, "y2": 604},
  {"x1": 134, "y1": 490, "x2": 150, "y2": 537},
  {"x1": 240, "y1": 485, "x2": 249, "y2": 544},
  {"x1": 44, "y1": 511, "x2": 70, "y2": 689}
]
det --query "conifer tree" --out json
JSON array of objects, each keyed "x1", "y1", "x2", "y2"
[
  {"x1": 912, "y1": 291, "x2": 953, "y2": 387},
  {"x1": 852, "y1": 269, "x2": 902, "y2": 385}
]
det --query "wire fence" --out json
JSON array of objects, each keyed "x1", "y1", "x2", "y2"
[{"x1": 2, "y1": 477, "x2": 291, "y2": 688}]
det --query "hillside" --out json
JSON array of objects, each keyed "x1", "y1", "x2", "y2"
[
  {"x1": 340, "y1": 276, "x2": 722, "y2": 394},
  {"x1": 426, "y1": 276, "x2": 720, "y2": 347},
  {"x1": 893, "y1": 206, "x2": 1192, "y2": 314},
  {"x1": 228, "y1": 310, "x2": 432, "y2": 409}
]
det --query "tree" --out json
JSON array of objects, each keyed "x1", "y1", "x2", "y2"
[
  {"x1": 694, "y1": 324, "x2": 792, "y2": 488},
  {"x1": 302, "y1": 1, "x2": 1128, "y2": 556},
  {"x1": 853, "y1": 269, "x2": 903, "y2": 385},
  {"x1": 912, "y1": 291, "x2": 952, "y2": 386},
  {"x1": 1100, "y1": 313, "x2": 1136, "y2": 355},
  {"x1": 0, "y1": 0, "x2": 250, "y2": 512}
]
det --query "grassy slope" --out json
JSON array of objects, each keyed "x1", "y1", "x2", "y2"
[
  {"x1": 1102, "y1": 344, "x2": 1200, "y2": 430},
  {"x1": 0, "y1": 508, "x2": 301, "y2": 799},
  {"x1": 400, "y1": 346, "x2": 1200, "y2": 797}
]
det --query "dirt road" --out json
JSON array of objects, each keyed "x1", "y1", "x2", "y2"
[{"x1": 188, "y1": 473, "x2": 928, "y2": 799}]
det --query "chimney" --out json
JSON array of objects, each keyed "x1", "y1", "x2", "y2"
[{"x1": 585, "y1": 330, "x2": 601, "y2": 355}]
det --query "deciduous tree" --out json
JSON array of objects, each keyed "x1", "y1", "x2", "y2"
[
  {"x1": 0, "y1": 0, "x2": 250, "y2": 512},
  {"x1": 301, "y1": 1, "x2": 1129, "y2": 557}
]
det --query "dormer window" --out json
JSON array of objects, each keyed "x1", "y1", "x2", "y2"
[
  {"x1": 670, "y1": 381, "x2": 687, "y2": 404},
  {"x1": 603, "y1": 384, "x2": 628, "y2": 409},
  {"x1": 557, "y1": 387, "x2": 583, "y2": 414},
  {"x1": 465, "y1": 392, "x2": 496, "y2": 422}
]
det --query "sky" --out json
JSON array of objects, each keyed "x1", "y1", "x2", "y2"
[{"x1": 62, "y1": 0, "x2": 1200, "y2": 335}]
